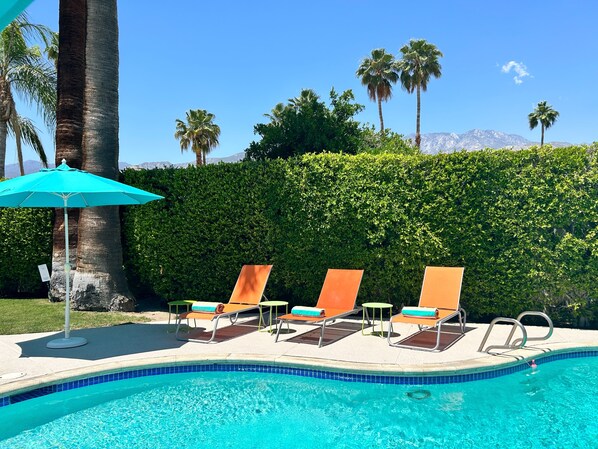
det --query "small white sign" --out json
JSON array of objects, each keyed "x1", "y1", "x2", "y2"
[{"x1": 38, "y1": 264, "x2": 51, "y2": 282}]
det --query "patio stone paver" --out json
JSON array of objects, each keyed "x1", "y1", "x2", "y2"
[{"x1": 1, "y1": 315, "x2": 597, "y2": 396}]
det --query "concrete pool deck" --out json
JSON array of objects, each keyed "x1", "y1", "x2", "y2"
[{"x1": 1, "y1": 313, "x2": 597, "y2": 397}]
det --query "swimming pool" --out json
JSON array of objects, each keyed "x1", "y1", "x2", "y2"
[{"x1": 1, "y1": 355, "x2": 596, "y2": 449}]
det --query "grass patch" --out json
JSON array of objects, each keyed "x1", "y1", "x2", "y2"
[{"x1": 0, "y1": 299, "x2": 152, "y2": 335}]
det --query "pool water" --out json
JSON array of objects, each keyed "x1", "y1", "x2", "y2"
[{"x1": 0, "y1": 358, "x2": 596, "y2": 449}]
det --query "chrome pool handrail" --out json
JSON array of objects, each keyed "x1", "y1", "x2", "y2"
[
  {"x1": 478, "y1": 310, "x2": 553, "y2": 353},
  {"x1": 478, "y1": 318, "x2": 527, "y2": 353},
  {"x1": 508, "y1": 311, "x2": 553, "y2": 347}
]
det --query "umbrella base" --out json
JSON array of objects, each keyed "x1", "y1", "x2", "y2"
[{"x1": 46, "y1": 336, "x2": 88, "y2": 349}]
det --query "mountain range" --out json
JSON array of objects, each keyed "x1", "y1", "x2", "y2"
[
  {"x1": 4, "y1": 129, "x2": 573, "y2": 177},
  {"x1": 412, "y1": 129, "x2": 571, "y2": 154},
  {"x1": 3, "y1": 152, "x2": 246, "y2": 178}
]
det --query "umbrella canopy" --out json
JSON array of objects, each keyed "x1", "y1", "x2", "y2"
[
  {"x1": 0, "y1": 0, "x2": 34, "y2": 31},
  {"x1": 0, "y1": 160, "x2": 164, "y2": 348},
  {"x1": 0, "y1": 160, "x2": 163, "y2": 207}
]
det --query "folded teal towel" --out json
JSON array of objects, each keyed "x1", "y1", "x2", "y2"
[
  {"x1": 291, "y1": 306, "x2": 325, "y2": 317},
  {"x1": 191, "y1": 301, "x2": 224, "y2": 313},
  {"x1": 401, "y1": 306, "x2": 438, "y2": 318}
]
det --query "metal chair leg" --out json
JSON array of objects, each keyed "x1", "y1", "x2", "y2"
[{"x1": 318, "y1": 321, "x2": 327, "y2": 347}]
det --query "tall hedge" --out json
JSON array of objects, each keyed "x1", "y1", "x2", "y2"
[
  {"x1": 0, "y1": 208, "x2": 52, "y2": 296},
  {"x1": 122, "y1": 146, "x2": 598, "y2": 327}
]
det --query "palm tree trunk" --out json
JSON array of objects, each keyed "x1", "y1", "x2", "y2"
[
  {"x1": 0, "y1": 78, "x2": 13, "y2": 178},
  {"x1": 72, "y1": 0, "x2": 134, "y2": 311},
  {"x1": 0, "y1": 120, "x2": 7, "y2": 178},
  {"x1": 415, "y1": 84, "x2": 422, "y2": 149},
  {"x1": 50, "y1": 0, "x2": 87, "y2": 303},
  {"x1": 11, "y1": 114, "x2": 24, "y2": 175},
  {"x1": 195, "y1": 150, "x2": 202, "y2": 166},
  {"x1": 541, "y1": 124, "x2": 545, "y2": 147},
  {"x1": 377, "y1": 97, "x2": 384, "y2": 132}
]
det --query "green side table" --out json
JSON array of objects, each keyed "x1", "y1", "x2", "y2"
[
  {"x1": 259, "y1": 300, "x2": 289, "y2": 333},
  {"x1": 167, "y1": 300, "x2": 195, "y2": 326},
  {"x1": 361, "y1": 302, "x2": 393, "y2": 337}
]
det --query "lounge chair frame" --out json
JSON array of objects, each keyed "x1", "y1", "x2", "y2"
[
  {"x1": 274, "y1": 269, "x2": 364, "y2": 348},
  {"x1": 175, "y1": 300, "x2": 269, "y2": 343},
  {"x1": 387, "y1": 308, "x2": 466, "y2": 351},
  {"x1": 175, "y1": 265, "x2": 272, "y2": 344},
  {"x1": 387, "y1": 266, "x2": 466, "y2": 352},
  {"x1": 274, "y1": 308, "x2": 360, "y2": 348}
]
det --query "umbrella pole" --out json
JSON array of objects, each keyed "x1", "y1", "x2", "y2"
[
  {"x1": 46, "y1": 201, "x2": 87, "y2": 349},
  {"x1": 64, "y1": 204, "x2": 71, "y2": 339}
]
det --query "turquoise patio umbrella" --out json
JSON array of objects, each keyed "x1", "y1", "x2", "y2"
[
  {"x1": 0, "y1": 0, "x2": 35, "y2": 31},
  {"x1": 0, "y1": 160, "x2": 164, "y2": 348}
]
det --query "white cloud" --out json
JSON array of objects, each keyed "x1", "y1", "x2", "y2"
[{"x1": 501, "y1": 61, "x2": 530, "y2": 84}]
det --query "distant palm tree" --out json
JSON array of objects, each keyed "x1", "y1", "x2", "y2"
[
  {"x1": 265, "y1": 102, "x2": 286, "y2": 123},
  {"x1": 528, "y1": 101, "x2": 559, "y2": 147},
  {"x1": 356, "y1": 48, "x2": 399, "y2": 132},
  {"x1": 175, "y1": 109, "x2": 221, "y2": 166},
  {"x1": 288, "y1": 89, "x2": 319, "y2": 109},
  {"x1": 265, "y1": 90, "x2": 320, "y2": 124},
  {"x1": 0, "y1": 14, "x2": 56, "y2": 177},
  {"x1": 397, "y1": 39, "x2": 443, "y2": 149}
]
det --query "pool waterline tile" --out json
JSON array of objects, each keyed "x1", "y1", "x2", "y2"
[{"x1": 1, "y1": 349, "x2": 596, "y2": 407}]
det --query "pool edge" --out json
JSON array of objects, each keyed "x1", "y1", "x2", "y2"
[{"x1": 1, "y1": 344, "x2": 597, "y2": 407}]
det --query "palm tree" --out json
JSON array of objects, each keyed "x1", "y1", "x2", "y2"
[
  {"x1": 54, "y1": 2, "x2": 85, "y2": 171},
  {"x1": 356, "y1": 48, "x2": 399, "y2": 132},
  {"x1": 175, "y1": 109, "x2": 221, "y2": 166},
  {"x1": 528, "y1": 101, "x2": 559, "y2": 147},
  {"x1": 264, "y1": 102, "x2": 285, "y2": 123},
  {"x1": 288, "y1": 89, "x2": 319, "y2": 110},
  {"x1": 49, "y1": 0, "x2": 87, "y2": 303},
  {"x1": 71, "y1": 0, "x2": 134, "y2": 312},
  {"x1": 264, "y1": 90, "x2": 319, "y2": 124},
  {"x1": 0, "y1": 14, "x2": 56, "y2": 177},
  {"x1": 397, "y1": 39, "x2": 443, "y2": 149}
]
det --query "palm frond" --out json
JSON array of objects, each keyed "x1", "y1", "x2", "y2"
[
  {"x1": 0, "y1": 15, "x2": 57, "y2": 137},
  {"x1": 356, "y1": 48, "x2": 399, "y2": 103},
  {"x1": 11, "y1": 62, "x2": 57, "y2": 128},
  {"x1": 174, "y1": 109, "x2": 220, "y2": 159},
  {"x1": 529, "y1": 101, "x2": 559, "y2": 130},
  {"x1": 14, "y1": 13, "x2": 54, "y2": 50},
  {"x1": 13, "y1": 114, "x2": 48, "y2": 166}
]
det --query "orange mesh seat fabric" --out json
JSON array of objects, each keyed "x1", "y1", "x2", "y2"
[
  {"x1": 315, "y1": 269, "x2": 364, "y2": 310},
  {"x1": 229, "y1": 265, "x2": 273, "y2": 305},
  {"x1": 417, "y1": 266, "x2": 464, "y2": 310}
]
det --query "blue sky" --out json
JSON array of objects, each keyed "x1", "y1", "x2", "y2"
[{"x1": 8, "y1": 0, "x2": 598, "y2": 165}]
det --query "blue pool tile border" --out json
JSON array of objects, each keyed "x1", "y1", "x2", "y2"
[{"x1": 1, "y1": 350, "x2": 596, "y2": 407}]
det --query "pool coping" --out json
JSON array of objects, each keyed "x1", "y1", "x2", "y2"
[{"x1": 1, "y1": 340, "x2": 597, "y2": 406}]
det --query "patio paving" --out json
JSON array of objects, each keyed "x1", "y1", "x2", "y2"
[{"x1": 1, "y1": 313, "x2": 597, "y2": 397}]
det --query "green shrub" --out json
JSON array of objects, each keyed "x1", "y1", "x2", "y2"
[
  {"x1": 3, "y1": 146, "x2": 595, "y2": 327},
  {"x1": 0, "y1": 207, "x2": 52, "y2": 296},
  {"x1": 122, "y1": 146, "x2": 598, "y2": 328},
  {"x1": 121, "y1": 161, "x2": 278, "y2": 301}
]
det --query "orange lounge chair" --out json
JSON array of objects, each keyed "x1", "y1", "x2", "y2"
[
  {"x1": 275, "y1": 269, "x2": 364, "y2": 348},
  {"x1": 175, "y1": 264, "x2": 273, "y2": 343},
  {"x1": 387, "y1": 266, "x2": 465, "y2": 351}
]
